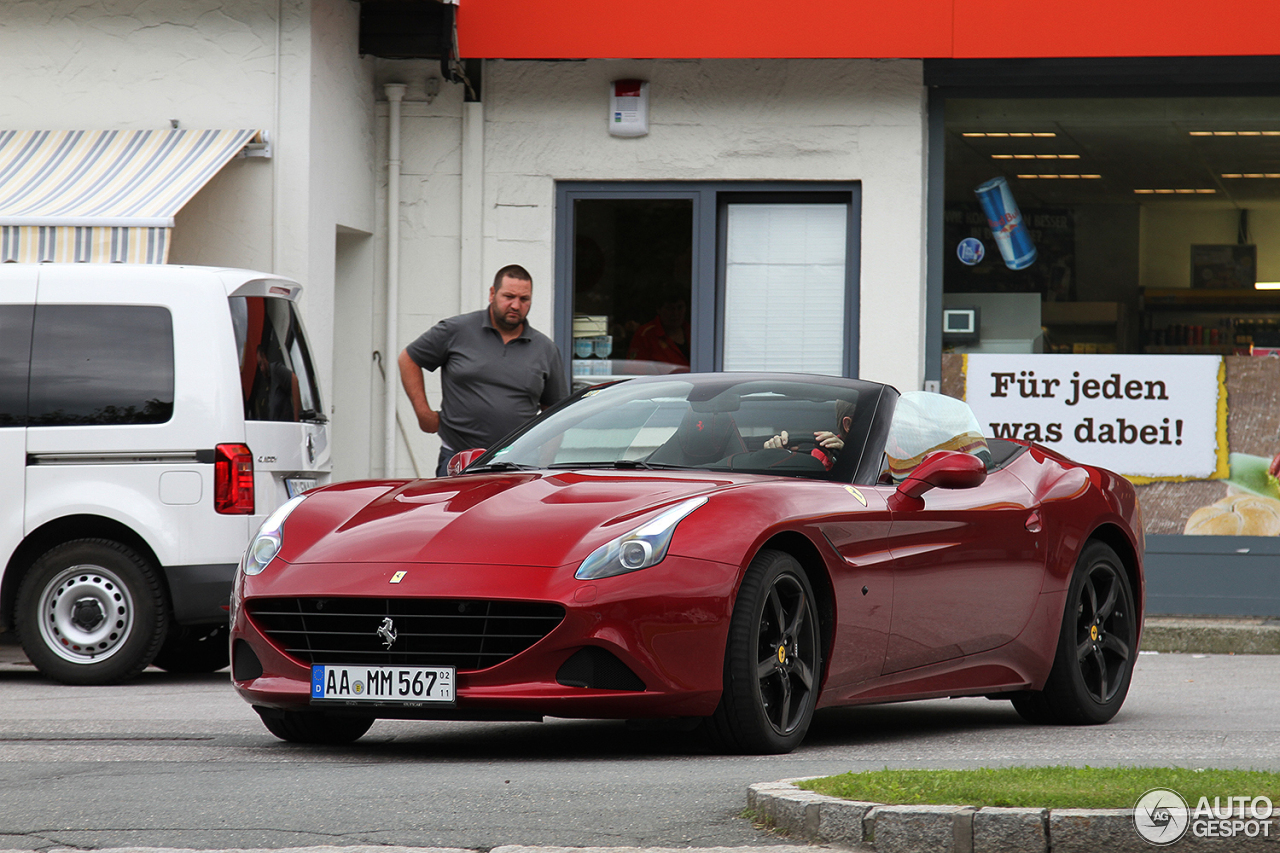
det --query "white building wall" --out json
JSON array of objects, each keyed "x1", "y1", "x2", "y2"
[
  {"x1": 0, "y1": 0, "x2": 378, "y2": 479},
  {"x1": 377, "y1": 58, "x2": 929, "y2": 477}
]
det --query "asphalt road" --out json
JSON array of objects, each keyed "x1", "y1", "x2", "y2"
[{"x1": 1, "y1": 639, "x2": 1278, "y2": 851}]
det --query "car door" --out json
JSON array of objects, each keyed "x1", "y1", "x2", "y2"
[
  {"x1": 813, "y1": 482, "x2": 895, "y2": 695},
  {"x1": 880, "y1": 466, "x2": 1044, "y2": 674},
  {"x1": 0, "y1": 267, "x2": 36, "y2": 582}
]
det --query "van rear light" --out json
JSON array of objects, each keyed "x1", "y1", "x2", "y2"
[{"x1": 215, "y1": 443, "x2": 255, "y2": 514}]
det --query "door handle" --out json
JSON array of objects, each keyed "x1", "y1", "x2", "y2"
[{"x1": 1025, "y1": 511, "x2": 1043, "y2": 533}]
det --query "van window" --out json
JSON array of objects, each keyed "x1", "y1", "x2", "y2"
[
  {"x1": 28, "y1": 305, "x2": 174, "y2": 426},
  {"x1": 0, "y1": 305, "x2": 34, "y2": 426},
  {"x1": 230, "y1": 296, "x2": 323, "y2": 423}
]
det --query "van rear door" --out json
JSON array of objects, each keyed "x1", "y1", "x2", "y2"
[
  {"x1": 228, "y1": 285, "x2": 331, "y2": 523},
  {"x1": 0, "y1": 266, "x2": 35, "y2": 600}
]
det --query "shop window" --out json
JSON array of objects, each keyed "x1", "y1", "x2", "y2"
[
  {"x1": 723, "y1": 202, "x2": 847, "y2": 374},
  {"x1": 938, "y1": 96, "x2": 1280, "y2": 357}
]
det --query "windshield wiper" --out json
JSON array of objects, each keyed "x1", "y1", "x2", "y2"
[
  {"x1": 546, "y1": 460, "x2": 691, "y2": 470},
  {"x1": 466, "y1": 461, "x2": 536, "y2": 473}
]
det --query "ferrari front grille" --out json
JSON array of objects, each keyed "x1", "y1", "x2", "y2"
[{"x1": 246, "y1": 597, "x2": 565, "y2": 671}]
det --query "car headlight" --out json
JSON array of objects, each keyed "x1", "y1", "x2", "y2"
[
  {"x1": 240, "y1": 495, "x2": 307, "y2": 576},
  {"x1": 575, "y1": 496, "x2": 707, "y2": 580}
]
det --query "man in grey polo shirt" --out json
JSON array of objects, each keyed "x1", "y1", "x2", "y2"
[{"x1": 398, "y1": 264, "x2": 568, "y2": 476}]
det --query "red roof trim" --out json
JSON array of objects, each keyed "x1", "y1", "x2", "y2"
[{"x1": 457, "y1": 0, "x2": 1280, "y2": 60}]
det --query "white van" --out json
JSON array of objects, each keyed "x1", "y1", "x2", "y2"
[{"x1": 0, "y1": 264, "x2": 331, "y2": 684}]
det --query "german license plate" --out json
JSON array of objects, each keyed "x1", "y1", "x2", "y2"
[
  {"x1": 311, "y1": 665, "x2": 455, "y2": 704},
  {"x1": 285, "y1": 478, "x2": 317, "y2": 498}
]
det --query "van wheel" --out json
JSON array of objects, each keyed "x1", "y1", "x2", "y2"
[
  {"x1": 15, "y1": 540, "x2": 168, "y2": 685},
  {"x1": 152, "y1": 624, "x2": 230, "y2": 673}
]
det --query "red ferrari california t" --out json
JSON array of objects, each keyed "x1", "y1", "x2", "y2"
[{"x1": 229, "y1": 373, "x2": 1144, "y2": 754}]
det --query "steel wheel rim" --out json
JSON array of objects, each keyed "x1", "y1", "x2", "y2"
[
  {"x1": 37, "y1": 564, "x2": 135, "y2": 664},
  {"x1": 753, "y1": 572, "x2": 818, "y2": 736},
  {"x1": 1073, "y1": 561, "x2": 1132, "y2": 704}
]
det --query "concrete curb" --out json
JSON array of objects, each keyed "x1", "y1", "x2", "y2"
[
  {"x1": 1141, "y1": 616, "x2": 1280, "y2": 655},
  {"x1": 748, "y1": 779, "x2": 1279, "y2": 852}
]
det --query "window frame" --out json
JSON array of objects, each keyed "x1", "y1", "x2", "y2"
[{"x1": 554, "y1": 181, "x2": 862, "y2": 381}]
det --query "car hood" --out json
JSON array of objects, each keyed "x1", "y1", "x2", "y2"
[{"x1": 282, "y1": 470, "x2": 737, "y2": 568}]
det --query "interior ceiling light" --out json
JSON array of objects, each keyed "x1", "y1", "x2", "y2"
[
  {"x1": 1222, "y1": 173, "x2": 1280, "y2": 179},
  {"x1": 1190, "y1": 131, "x2": 1280, "y2": 136},
  {"x1": 1015, "y1": 174, "x2": 1101, "y2": 180},
  {"x1": 1133, "y1": 188, "x2": 1217, "y2": 194},
  {"x1": 993, "y1": 154, "x2": 1081, "y2": 160},
  {"x1": 962, "y1": 132, "x2": 1057, "y2": 138}
]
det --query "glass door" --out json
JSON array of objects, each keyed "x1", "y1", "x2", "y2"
[{"x1": 569, "y1": 197, "x2": 694, "y2": 388}]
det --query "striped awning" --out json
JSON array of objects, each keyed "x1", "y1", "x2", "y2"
[{"x1": 0, "y1": 128, "x2": 261, "y2": 263}]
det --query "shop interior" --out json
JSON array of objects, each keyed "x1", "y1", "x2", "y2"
[
  {"x1": 571, "y1": 198, "x2": 693, "y2": 385},
  {"x1": 943, "y1": 96, "x2": 1280, "y2": 355}
]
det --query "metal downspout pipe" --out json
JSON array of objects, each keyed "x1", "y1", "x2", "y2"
[{"x1": 383, "y1": 83, "x2": 406, "y2": 477}]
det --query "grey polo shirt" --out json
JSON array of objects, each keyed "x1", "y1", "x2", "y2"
[{"x1": 405, "y1": 308, "x2": 568, "y2": 452}]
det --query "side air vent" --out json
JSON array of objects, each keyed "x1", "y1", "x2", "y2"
[
  {"x1": 556, "y1": 646, "x2": 646, "y2": 691},
  {"x1": 232, "y1": 639, "x2": 264, "y2": 681}
]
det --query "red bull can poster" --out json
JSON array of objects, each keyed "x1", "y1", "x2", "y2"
[{"x1": 975, "y1": 176, "x2": 1037, "y2": 270}]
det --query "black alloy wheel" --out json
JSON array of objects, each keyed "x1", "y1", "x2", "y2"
[
  {"x1": 704, "y1": 549, "x2": 822, "y2": 754},
  {"x1": 1073, "y1": 555, "x2": 1135, "y2": 705},
  {"x1": 1012, "y1": 540, "x2": 1137, "y2": 725}
]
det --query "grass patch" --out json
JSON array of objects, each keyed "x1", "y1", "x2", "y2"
[{"x1": 798, "y1": 767, "x2": 1280, "y2": 810}]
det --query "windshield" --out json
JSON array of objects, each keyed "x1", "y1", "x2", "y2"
[{"x1": 478, "y1": 375, "x2": 880, "y2": 481}]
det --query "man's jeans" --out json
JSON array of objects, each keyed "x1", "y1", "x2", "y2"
[{"x1": 435, "y1": 444, "x2": 454, "y2": 478}]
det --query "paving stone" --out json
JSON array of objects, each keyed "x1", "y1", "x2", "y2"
[
  {"x1": 871, "y1": 804, "x2": 971, "y2": 853},
  {"x1": 1049, "y1": 809, "x2": 1150, "y2": 853},
  {"x1": 973, "y1": 807, "x2": 1047, "y2": 853},
  {"x1": 816, "y1": 799, "x2": 878, "y2": 847}
]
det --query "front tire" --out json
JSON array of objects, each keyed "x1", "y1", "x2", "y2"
[
  {"x1": 15, "y1": 539, "x2": 168, "y2": 685},
  {"x1": 704, "y1": 550, "x2": 822, "y2": 754},
  {"x1": 254, "y1": 707, "x2": 374, "y2": 744},
  {"x1": 1013, "y1": 540, "x2": 1137, "y2": 725}
]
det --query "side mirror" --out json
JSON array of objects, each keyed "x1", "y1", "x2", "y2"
[
  {"x1": 888, "y1": 450, "x2": 987, "y2": 511},
  {"x1": 446, "y1": 448, "x2": 487, "y2": 476}
]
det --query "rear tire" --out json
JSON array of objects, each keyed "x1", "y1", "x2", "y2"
[
  {"x1": 1013, "y1": 541, "x2": 1137, "y2": 725},
  {"x1": 15, "y1": 539, "x2": 167, "y2": 685},
  {"x1": 703, "y1": 550, "x2": 821, "y2": 754},
  {"x1": 152, "y1": 624, "x2": 230, "y2": 673},
  {"x1": 254, "y1": 707, "x2": 374, "y2": 744}
]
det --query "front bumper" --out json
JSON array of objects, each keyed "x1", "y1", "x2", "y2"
[{"x1": 230, "y1": 554, "x2": 739, "y2": 720}]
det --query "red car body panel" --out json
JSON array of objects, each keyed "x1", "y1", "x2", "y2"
[{"x1": 230, "y1": 375, "x2": 1143, "y2": 735}]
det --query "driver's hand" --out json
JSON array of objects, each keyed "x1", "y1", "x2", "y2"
[
  {"x1": 764, "y1": 430, "x2": 789, "y2": 450},
  {"x1": 815, "y1": 430, "x2": 844, "y2": 452}
]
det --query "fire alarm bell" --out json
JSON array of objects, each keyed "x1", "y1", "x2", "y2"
[{"x1": 609, "y1": 79, "x2": 648, "y2": 138}]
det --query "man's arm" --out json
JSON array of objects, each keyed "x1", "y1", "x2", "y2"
[{"x1": 398, "y1": 348, "x2": 440, "y2": 433}]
